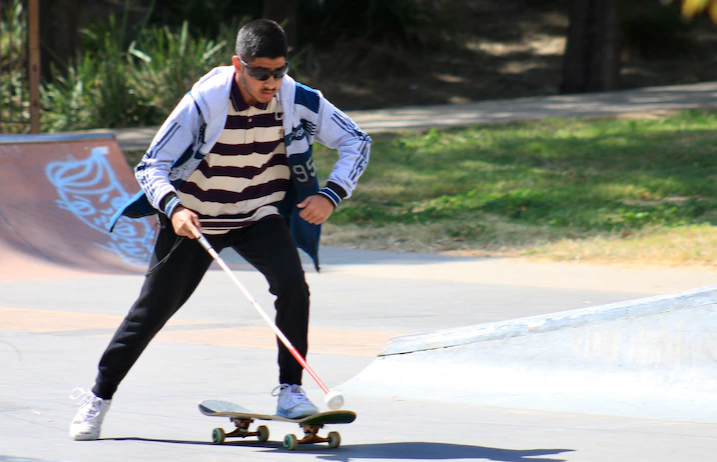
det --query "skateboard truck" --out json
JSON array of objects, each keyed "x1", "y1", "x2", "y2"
[
  {"x1": 283, "y1": 424, "x2": 341, "y2": 450},
  {"x1": 212, "y1": 417, "x2": 270, "y2": 444}
]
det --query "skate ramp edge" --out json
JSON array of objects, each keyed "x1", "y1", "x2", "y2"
[{"x1": 340, "y1": 285, "x2": 717, "y2": 423}]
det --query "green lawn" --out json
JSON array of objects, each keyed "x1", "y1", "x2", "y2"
[
  {"x1": 312, "y1": 109, "x2": 717, "y2": 266},
  {"x1": 123, "y1": 109, "x2": 717, "y2": 266}
]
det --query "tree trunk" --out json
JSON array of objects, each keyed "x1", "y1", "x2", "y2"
[
  {"x1": 561, "y1": 0, "x2": 621, "y2": 93},
  {"x1": 263, "y1": 0, "x2": 299, "y2": 51},
  {"x1": 39, "y1": 0, "x2": 83, "y2": 80}
]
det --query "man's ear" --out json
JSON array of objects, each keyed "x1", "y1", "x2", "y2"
[{"x1": 231, "y1": 55, "x2": 242, "y2": 71}]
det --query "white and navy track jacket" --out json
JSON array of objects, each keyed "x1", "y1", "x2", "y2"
[{"x1": 110, "y1": 66, "x2": 371, "y2": 269}]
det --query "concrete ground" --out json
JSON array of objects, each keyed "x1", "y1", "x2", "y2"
[{"x1": 4, "y1": 247, "x2": 717, "y2": 462}]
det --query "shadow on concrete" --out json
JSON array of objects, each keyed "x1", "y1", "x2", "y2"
[
  {"x1": 106, "y1": 436, "x2": 271, "y2": 447},
  {"x1": 106, "y1": 438, "x2": 573, "y2": 462},
  {"x1": 302, "y1": 443, "x2": 573, "y2": 462}
]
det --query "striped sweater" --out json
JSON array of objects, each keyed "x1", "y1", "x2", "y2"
[{"x1": 176, "y1": 78, "x2": 289, "y2": 234}]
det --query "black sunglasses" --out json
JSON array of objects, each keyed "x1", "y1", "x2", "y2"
[{"x1": 240, "y1": 59, "x2": 289, "y2": 81}]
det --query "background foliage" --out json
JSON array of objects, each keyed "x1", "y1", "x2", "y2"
[{"x1": 2, "y1": 0, "x2": 717, "y2": 133}]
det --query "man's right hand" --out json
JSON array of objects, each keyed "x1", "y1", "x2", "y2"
[{"x1": 171, "y1": 207, "x2": 202, "y2": 239}]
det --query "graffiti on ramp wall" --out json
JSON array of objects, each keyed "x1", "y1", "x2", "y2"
[{"x1": 45, "y1": 146, "x2": 155, "y2": 267}]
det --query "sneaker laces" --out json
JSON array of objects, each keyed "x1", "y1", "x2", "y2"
[
  {"x1": 272, "y1": 384, "x2": 309, "y2": 407},
  {"x1": 70, "y1": 388, "x2": 104, "y2": 421}
]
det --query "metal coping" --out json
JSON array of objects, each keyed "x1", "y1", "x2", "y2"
[{"x1": 0, "y1": 132, "x2": 116, "y2": 145}]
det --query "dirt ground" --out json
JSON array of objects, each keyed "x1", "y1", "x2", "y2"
[{"x1": 299, "y1": 0, "x2": 717, "y2": 111}]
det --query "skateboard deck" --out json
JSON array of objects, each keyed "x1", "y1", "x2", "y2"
[{"x1": 199, "y1": 399, "x2": 356, "y2": 450}]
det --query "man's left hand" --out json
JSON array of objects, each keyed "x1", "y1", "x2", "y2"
[{"x1": 297, "y1": 195, "x2": 334, "y2": 225}]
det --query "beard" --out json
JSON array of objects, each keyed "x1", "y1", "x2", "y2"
[{"x1": 239, "y1": 70, "x2": 275, "y2": 105}]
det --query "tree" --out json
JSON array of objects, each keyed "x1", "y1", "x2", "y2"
[
  {"x1": 39, "y1": 0, "x2": 83, "y2": 80},
  {"x1": 560, "y1": 0, "x2": 621, "y2": 93}
]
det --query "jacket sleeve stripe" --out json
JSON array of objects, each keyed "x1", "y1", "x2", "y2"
[
  {"x1": 330, "y1": 111, "x2": 371, "y2": 184},
  {"x1": 349, "y1": 139, "x2": 370, "y2": 181},
  {"x1": 154, "y1": 121, "x2": 181, "y2": 154}
]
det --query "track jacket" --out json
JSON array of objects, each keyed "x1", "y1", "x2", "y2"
[{"x1": 109, "y1": 66, "x2": 371, "y2": 270}]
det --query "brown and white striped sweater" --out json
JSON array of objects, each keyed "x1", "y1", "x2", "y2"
[{"x1": 176, "y1": 77, "x2": 289, "y2": 235}]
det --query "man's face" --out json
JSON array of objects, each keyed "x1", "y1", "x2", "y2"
[{"x1": 231, "y1": 55, "x2": 287, "y2": 106}]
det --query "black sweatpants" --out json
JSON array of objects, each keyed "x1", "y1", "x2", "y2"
[{"x1": 92, "y1": 216, "x2": 310, "y2": 400}]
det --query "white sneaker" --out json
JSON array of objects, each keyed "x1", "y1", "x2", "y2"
[
  {"x1": 273, "y1": 384, "x2": 319, "y2": 419},
  {"x1": 69, "y1": 388, "x2": 111, "y2": 440}
]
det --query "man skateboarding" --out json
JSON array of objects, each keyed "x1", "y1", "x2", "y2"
[{"x1": 69, "y1": 19, "x2": 370, "y2": 441}]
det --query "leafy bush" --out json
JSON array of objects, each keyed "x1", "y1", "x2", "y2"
[
  {"x1": 0, "y1": 0, "x2": 28, "y2": 133},
  {"x1": 5, "y1": 0, "x2": 440, "y2": 131},
  {"x1": 40, "y1": 13, "x2": 239, "y2": 131},
  {"x1": 41, "y1": 14, "x2": 153, "y2": 131},
  {"x1": 128, "y1": 20, "x2": 240, "y2": 116}
]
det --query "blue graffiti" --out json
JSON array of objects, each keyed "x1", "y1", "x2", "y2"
[{"x1": 45, "y1": 146, "x2": 155, "y2": 267}]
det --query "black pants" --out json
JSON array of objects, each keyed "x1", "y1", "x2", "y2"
[{"x1": 92, "y1": 217, "x2": 310, "y2": 400}]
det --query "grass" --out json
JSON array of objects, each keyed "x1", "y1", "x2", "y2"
[
  {"x1": 121, "y1": 109, "x2": 717, "y2": 267},
  {"x1": 308, "y1": 109, "x2": 717, "y2": 267}
]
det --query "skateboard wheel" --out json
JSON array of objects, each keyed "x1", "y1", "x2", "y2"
[
  {"x1": 257, "y1": 425, "x2": 270, "y2": 442},
  {"x1": 212, "y1": 428, "x2": 226, "y2": 444},
  {"x1": 283, "y1": 433, "x2": 298, "y2": 451},
  {"x1": 328, "y1": 431, "x2": 341, "y2": 448}
]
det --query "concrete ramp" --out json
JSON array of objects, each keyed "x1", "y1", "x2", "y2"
[
  {"x1": 340, "y1": 285, "x2": 717, "y2": 423},
  {"x1": 0, "y1": 133, "x2": 155, "y2": 280}
]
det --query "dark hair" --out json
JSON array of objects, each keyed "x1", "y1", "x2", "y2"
[{"x1": 235, "y1": 19, "x2": 288, "y2": 60}]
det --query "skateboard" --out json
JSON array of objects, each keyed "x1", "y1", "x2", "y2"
[{"x1": 198, "y1": 399, "x2": 356, "y2": 450}]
